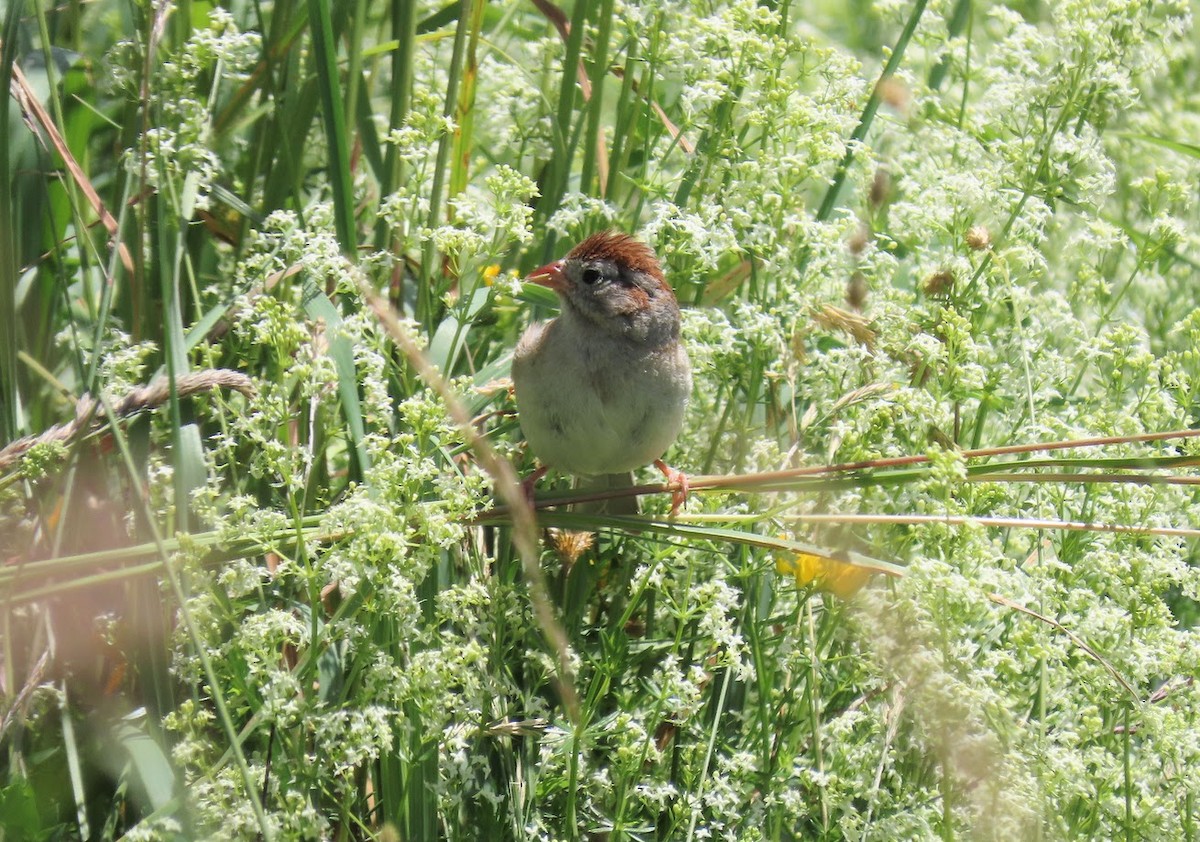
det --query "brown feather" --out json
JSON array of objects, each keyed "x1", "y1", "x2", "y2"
[
  {"x1": 567, "y1": 231, "x2": 666, "y2": 286},
  {"x1": 613, "y1": 284, "x2": 651, "y2": 315}
]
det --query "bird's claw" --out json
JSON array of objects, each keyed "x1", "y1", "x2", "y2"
[{"x1": 653, "y1": 459, "x2": 689, "y2": 517}]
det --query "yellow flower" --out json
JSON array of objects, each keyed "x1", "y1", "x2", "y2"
[
  {"x1": 482, "y1": 264, "x2": 501, "y2": 285},
  {"x1": 775, "y1": 551, "x2": 872, "y2": 599}
]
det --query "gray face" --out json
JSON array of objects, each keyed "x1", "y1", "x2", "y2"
[{"x1": 559, "y1": 257, "x2": 680, "y2": 347}]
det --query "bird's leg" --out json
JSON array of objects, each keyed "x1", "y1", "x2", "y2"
[
  {"x1": 653, "y1": 459, "x2": 689, "y2": 516},
  {"x1": 520, "y1": 465, "x2": 549, "y2": 507}
]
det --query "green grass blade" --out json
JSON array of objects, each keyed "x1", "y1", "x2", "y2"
[
  {"x1": 813, "y1": 0, "x2": 929, "y2": 223},
  {"x1": 109, "y1": 714, "x2": 179, "y2": 812},
  {"x1": 420, "y1": 0, "x2": 469, "y2": 323},
  {"x1": 301, "y1": 275, "x2": 371, "y2": 476},
  {"x1": 535, "y1": 0, "x2": 591, "y2": 261},
  {"x1": 604, "y1": 33, "x2": 638, "y2": 201},
  {"x1": 927, "y1": 0, "x2": 971, "y2": 91},
  {"x1": 0, "y1": 0, "x2": 22, "y2": 442},
  {"x1": 307, "y1": 0, "x2": 358, "y2": 254},
  {"x1": 448, "y1": 0, "x2": 486, "y2": 202},
  {"x1": 375, "y1": 0, "x2": 417, "y2": 252},
  {"x1": 58, "y1": 688, "x2": 90, "y2": 837},
  {"x1": 578, "y1": 0, "x2": 615, "y2": 195},
  {"x1": 354, "y1": 69, "x2": 386, "y2": 182},
  {"x1": 1119, "y1": 131, "x2": 1200, "y2": 159}
]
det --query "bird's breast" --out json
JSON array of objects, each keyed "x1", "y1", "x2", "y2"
[{"x1": 512, "y1": 317, "x2": 690, "y2": 475}]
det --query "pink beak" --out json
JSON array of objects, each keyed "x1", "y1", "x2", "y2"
[{"x1": 525, "y1": 259, "x2": 566, "y2": 292}]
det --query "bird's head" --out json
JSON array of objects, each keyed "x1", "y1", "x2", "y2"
[{"x1": 526, "y1": 231, "x2": 680, "y2": 345}]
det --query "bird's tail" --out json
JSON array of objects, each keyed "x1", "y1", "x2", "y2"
[{"x1": 574, "y1": 472, "x2": 639, "y2": 515}]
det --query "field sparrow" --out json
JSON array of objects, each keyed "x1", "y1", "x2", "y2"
[{"x1": 512, "y1": 231, "x2": 691, "y2": 514}]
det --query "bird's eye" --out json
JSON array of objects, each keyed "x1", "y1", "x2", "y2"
[{"x1": 581, "y1": 267, "x2": 602, "y2": 285}]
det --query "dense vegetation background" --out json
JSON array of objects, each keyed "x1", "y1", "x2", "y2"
[{"x1": 3, "y1": 0, "x2": 1200, "y2": 838}]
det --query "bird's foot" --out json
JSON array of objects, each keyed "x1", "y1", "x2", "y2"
[
  {"x1": 520, "y1": 465, "x2": 549, "y2": 507},
  {"x1": 653, "y1": 459, "x2": 689, "y2": 517}
]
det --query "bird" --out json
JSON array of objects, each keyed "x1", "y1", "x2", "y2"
[{"x1": 512, "y1": 231, "x2": 692, "y2": 515}]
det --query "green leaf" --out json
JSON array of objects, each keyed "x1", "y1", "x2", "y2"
[
  {"x1": 1119, "y1": 132, "x2": 1200, "y2": 159},
  {"x1": 301, "y1": 276, "x2": 371, "y2": 476},
  {"x1": 108, "y1": 715, "x2": 178, "y2": 812},
  {"x1": 0, "y1": 778, "x2": 45, "y2": 842},
  {"x1": 428, "y1": 285, "x2": 493, "y2": 373}
]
